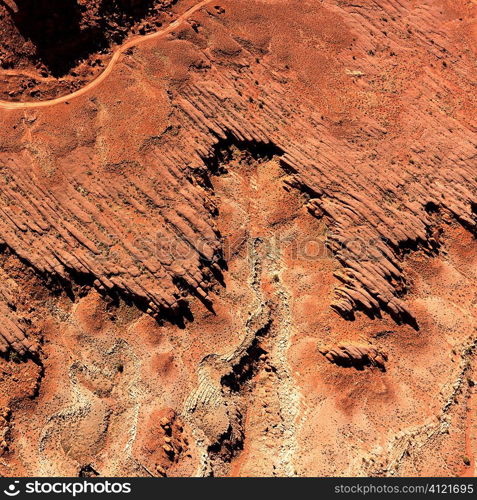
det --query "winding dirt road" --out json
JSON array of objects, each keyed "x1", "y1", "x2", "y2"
[{"x1": 0, "y1": 0, "x2": 212, "y2": 110}]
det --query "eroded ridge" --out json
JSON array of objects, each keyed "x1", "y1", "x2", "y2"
[
  {"x1": 319, "y1": 344, "x2": 388, "y2": 371},
  {"x1": 0, "y1": 0, "x2": 475, "y2": 357}
]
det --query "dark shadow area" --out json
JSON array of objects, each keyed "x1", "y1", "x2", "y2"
[
  {"x1": 79, "y1": 464, "x2": 100, "y2": 477},
  {"x1": 1, "y1": 0, "x2": 159, "y2": 76},
  {"x1": 329, "y1": 354, "x2": 387, "y2": 373},
  {"x1": 220, "y1": 321, "x2": 271, "y2": 392},
  {"x1": 196, "y1": 131, "x2": 285, "y2": 281},
  {"x1": 200, "y1": 132, "x2": 285, "y2": 179},
  {"x1": 207, "y1": 419, "x2": 244, "y2": 465},
  {"x1": 424, "y1": 201, "x2": 440, "y2": 214}
]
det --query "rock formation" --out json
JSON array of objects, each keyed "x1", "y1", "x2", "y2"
[
  {"x1": 0, "y1": 0, "x2": 474, "y2": 478},
  {"x1": 319, "y1": 344, "x2": 388, "y2": 371}
]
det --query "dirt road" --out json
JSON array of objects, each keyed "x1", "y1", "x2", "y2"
[{"x1": 0, "y1": 0, "x2": 212, "y2": 110}]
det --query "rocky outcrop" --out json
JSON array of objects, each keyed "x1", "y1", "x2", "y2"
[
  {"x1": 0, "y1": 256, "x2": 37, "y2": 355},
  {"x1": 319, "y1": 344, "x2": 388, "y2": 371}
]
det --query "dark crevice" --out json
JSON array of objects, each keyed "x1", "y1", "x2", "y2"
[
  {"x1": 207, "y1": 410, "x2": 244, "y2": 467},
  {"x1": 79, "y1": 464, "x2": 100, "y2": 477},
  {"x1": 220, "y1": 321, "x2": 271, "y2": 393},
  {"x1": 196, "y1": 132, "x2": 285, "y2": 186},
  {"x1": 26, "y1": 350, "x2": 45, "y2": 400},
  {"x1": 424, "y1": 201, "x2": 440, "y2": 214}
]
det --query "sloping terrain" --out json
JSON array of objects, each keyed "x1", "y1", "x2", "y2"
[{"x1": 0, "y1": 0, "x2": 475, "y2": 477}]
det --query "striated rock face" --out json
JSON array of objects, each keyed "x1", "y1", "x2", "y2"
[{"x1": 0, "y1": 0, "x2": 475, "y2": 477}]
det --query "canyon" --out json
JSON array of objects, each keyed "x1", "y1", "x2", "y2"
[{"x1": 0, "y1": 0, "x2": 475, "y2": 477}]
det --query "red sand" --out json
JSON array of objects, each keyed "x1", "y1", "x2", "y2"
[{"x1": 0, "y1": 0, "x2": 475, "y2": 477}]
